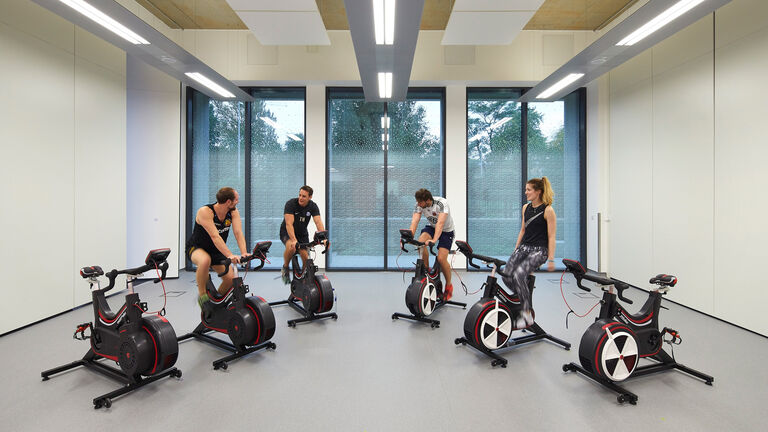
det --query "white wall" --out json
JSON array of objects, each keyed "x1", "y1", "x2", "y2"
[
  {"x1": 305, "y1": 85, "x2": 327, "y2": 268},
  {"x1": 126, "y1": 56, "x2": 181, "y2": 277},
  {"x1": 605, "y1": 0, "x2": 768, "y2": 335},
  {"x1": 0, "y1": 0, "x2": 127, "y2": 333}
]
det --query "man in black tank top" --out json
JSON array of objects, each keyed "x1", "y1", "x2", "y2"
[
  {"x1": 186, "y1": 187, "x2": 248, "y2": 308},
  {"x1": 279, "y1": 185, "x2": 326, "y2": 284}
]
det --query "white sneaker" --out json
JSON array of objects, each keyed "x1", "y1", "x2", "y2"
[{"x1": 515, "y1": 310, "x2": 534, "y2": 329}]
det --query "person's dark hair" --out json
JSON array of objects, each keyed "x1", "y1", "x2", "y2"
[
  {"x1": 300, "y1": 185, "x2": 314, "y2": 197},
  {"x1": 216, "y1": 187, "x2": 236, "y2": 204},
  {"x1": 414, "y1": 188, "x2": 433, "y2": 202}
]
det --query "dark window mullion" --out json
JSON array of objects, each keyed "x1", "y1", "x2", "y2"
[
  {"x1": 521, "y1": 102, "x2": 529, "y2": 206},
  {"x1": 383, "y1": 103, "x2": 389, "y2": 269},
  {"x1": 244, "y1": 98, "x2": 252, "y2": 248}
]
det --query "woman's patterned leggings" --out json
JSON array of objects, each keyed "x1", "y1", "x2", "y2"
[{"x1": 500, "y1": 244, "x2": 548, "y2": 311}]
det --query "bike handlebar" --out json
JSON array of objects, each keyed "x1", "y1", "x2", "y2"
[
  {"x1": 103, "y1": 260, "x2": 169, "y2": 292},
  {"x1": 561, "y1": 259, "x2": 634, "y2": 304},
  {"x1": 399, "y1": 229, "x2": 436, "y2": 256},
  {"x1": 454, "y1": 240, "x2": 510, "y2": 277},
  {"x1": 216, "y1": 241, "x2": 273, "y2": 277}
]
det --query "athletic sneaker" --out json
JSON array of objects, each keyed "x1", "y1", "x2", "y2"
[
  {"x1": 197, "y1": 293, "x2": 210, "y2": 309},
  {"x1": 443, "y1": 283, "x2": 454, "y2": 301},
  {"x1": 515, "y1": 309, "x2": 534, "y2": 329},
  {"x1": 281, "y1": 266, "x2": 290, "y2": 285}
]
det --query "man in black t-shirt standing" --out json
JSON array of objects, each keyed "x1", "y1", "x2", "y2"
[{"x1": 279, "y1": 185, "x2": 326, "y2": 284}]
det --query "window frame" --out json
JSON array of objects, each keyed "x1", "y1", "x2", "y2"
[
  {"x1": 464, "y1": 87, "x2": 587, "y2": 269},
  {"x1": 325, "y1": 86, "x2": 446, "y2": 270}
]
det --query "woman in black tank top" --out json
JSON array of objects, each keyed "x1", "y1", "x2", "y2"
[{"x1": 500, "y1": 177, "x2": 557, "y2": 328}]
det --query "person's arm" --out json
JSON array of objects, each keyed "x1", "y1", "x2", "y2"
[
  {"x1": 285, "y1": 214, "x2": 297, "y2": 242},
  {"x1": 230, "y1": 209, "x2": 248, "y2": 258},
  {"x1": 544, "y1": 206, "x2": 557, "y2": 271},
  {"x1": 312, "y1": 214, "x2": 328, "y2": 247},
  {"x1": 312, "y1": 215, "x2": 325, "y2": 232},
  {"x1": 431, "y1": 213, "x2": 447, "y2": 245},
  {"x1": 514, "y1": 204, "x2": 528, "y2": 249},
  {"x1": 408, "y1": 212, "x2": 421, "y2": 234},
  {"x1": 196, "y1": 207, "x2": 238, "y2": 262}
]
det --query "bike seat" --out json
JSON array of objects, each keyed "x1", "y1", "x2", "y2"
[
  {"x1": 80, "y1": 266, "x2": 104, "y2": 278},
  {"x1": 650, "y1": 274, "x2": 677, "y2": 287}
]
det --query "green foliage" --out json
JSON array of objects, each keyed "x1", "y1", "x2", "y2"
[{"x1": 328, "y1": 98, "x2": 439, "y2": 156}]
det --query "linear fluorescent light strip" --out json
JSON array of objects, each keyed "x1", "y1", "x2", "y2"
[
  {"x1": 536, "y1": 73, "x2": 584, "y2": 99},
  {"x1": 378, "y1": 72, "x2": 393, "y2": 98},
  {"x1": 490, "y1": 117, "x2": 512, "y2": 130},
  {"x1": 185, "y1": 72, "x2": 235, "y2": 99},
  {"x1": 373, "y1": 0, "x2": 396, "y2": 45},
  {"x1": 260, "y1": 117, "x2": 280, "y2": 129},
  {"x1": 59, "y1": 0, "x2": 149, "y2": 45},
  {"x1": 617, "y1": 0, "x2": 705, "y2": 46}
]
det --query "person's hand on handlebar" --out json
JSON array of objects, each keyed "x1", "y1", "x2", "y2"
[
  {"x1": 228, "y1": 254, "x2": 242, "y2": 264},
  {"x1": 427, "y1": 239, "x2": 436, "y2": 247}
]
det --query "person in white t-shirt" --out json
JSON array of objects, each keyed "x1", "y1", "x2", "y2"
[{"x1": 407, "y1": 188, "x2": 455, "y2": 300}]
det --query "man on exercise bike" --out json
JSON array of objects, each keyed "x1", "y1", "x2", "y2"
[
  {"x1": 407, "y1": 188, "x2": 455, "y2": 300},
  {"x1": 279, "y1": 185, "x2": 327, "y2": 284},
  {"x1": 186, "y1": 187, "x2": 249, "y2": 308}
]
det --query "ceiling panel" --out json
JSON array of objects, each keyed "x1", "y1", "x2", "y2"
[
  {"x1": 139, "y1": 0, "x2": 638, "y2": 32},
  {"x1": 442, "y1": 11, "x2": 537, "y2": 45},
  {"x1": 452, "y1": 0, "x2": 545, "y2": 12},
  {"x1": 237, "y1": 11, "x2": 331, "y2": 45},
  {"x1": 226, "y1": 0, "x2": 318, "y2": 11}
]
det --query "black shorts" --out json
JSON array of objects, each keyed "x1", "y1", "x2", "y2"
[
  {"x1": 279, "y1": 227, "x2": 309, "y2": 245},
  {"x1": 420, "y1": 226, "x2": 454, "y2": 251},
  {"x1": 186, "y1": 244, "x2": 228, "y2": 265}
]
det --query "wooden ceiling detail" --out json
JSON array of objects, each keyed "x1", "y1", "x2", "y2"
[
  {"x1": 137, "y1": 0, "x2": 636, "y2": 32},
  {"x1": 525, "y1": 0, "x2": 638, "y2": 31},
  {"x1": 135, "y1": 0, "x2": 246, "y2": 30}
]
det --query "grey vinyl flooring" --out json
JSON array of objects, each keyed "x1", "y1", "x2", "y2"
[{"x1": 1, "y1": 269, "x2": 766, "y2": 431}]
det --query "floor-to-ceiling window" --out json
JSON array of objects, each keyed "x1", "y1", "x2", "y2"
[
  {"x1": 467, "y1": 88, "x2": 524, "y2": 259},
  {"x1": 187, "y1": 87, "x2": 305, "y2": 268},
  {"x1": 526, "y1": 90, "x2": 584, "y2": 264},
  {"x1": 466, "y1": 88, "x2": 585, "y2": 266},
  {"x1": 327, "y1": 88, "x2": 445, "y2": 269}
]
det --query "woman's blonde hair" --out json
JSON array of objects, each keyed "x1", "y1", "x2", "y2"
[{"x1": 527, "y1": 177, "x2": 554, "y2": 206}]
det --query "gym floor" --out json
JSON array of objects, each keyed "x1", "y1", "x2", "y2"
[{"x1": 1, "y1": 269, "x2": 765, "y2": 431}]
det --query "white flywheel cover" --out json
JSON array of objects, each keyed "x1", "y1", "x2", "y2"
[
  {"x1": 479, "y1": 301, "x2": 512, "y2": 350},
  {"x1": 600, "y1": 327, "x2": 639, "y2": 381},
  {"x1": 420, "y1": 281, "x2": 438, "y2": 315}
]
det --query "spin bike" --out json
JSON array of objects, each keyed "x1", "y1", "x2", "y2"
[
  {"x1": 561, "y1": 259, "x2": 714, "y2": 404},
  {"x1": 41, "y1": 249, "x2": 181, "y2": 409},
  {"x1": 178, "y1": 242, "x2": 276, "y2": 370},
  {"x1": 269, "y1": 230, "x2": 337, "y2": 327},
  {"x1": 392, "y1": 229, "x2": 466, "y2": 328},
  {"x1": 453, "y1": 241, "x2": 570, "y2": 367}
]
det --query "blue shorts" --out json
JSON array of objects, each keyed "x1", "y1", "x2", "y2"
[{"x1": 421, "y1": 226, "x2": 455, "y2": 251}]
